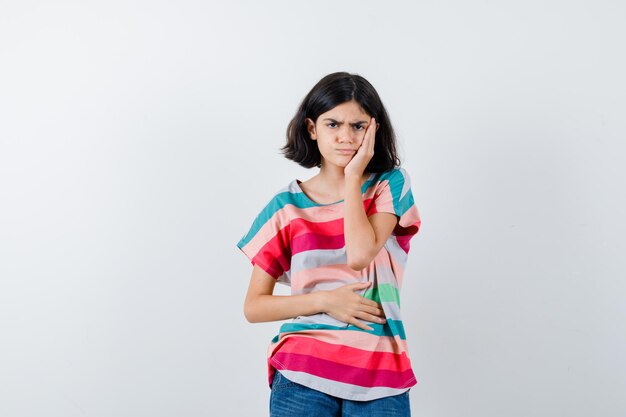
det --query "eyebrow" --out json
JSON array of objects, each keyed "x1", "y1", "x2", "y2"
[{"x1": 321, "y1": 118, "x2": 369, "y2": 125}]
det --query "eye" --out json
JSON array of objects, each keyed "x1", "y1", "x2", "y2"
[
  {"x1": 327, "y1": 122, "x2": 337, "y2": 128},
  {"x1": 353, "y1": 124, "x2": 364, "y2": 131}
]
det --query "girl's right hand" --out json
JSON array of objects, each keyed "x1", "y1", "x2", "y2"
[{"x1": 318, "y1": 282, "x2": 386, "y2": 331}]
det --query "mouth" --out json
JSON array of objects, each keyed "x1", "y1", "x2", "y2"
[{"x1": 336, "y1": 149, "x2": 356, "y2": 154}]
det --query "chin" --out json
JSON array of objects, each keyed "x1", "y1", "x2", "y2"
[{"x1": 321, "y1": 155, "x2": 352, "y2": 169}]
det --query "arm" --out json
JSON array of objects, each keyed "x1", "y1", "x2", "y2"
[
  {"x1": 343, "y1": 116, "x2": 398, "y2": 270},
  {"x1": 344, "y1": 177, "x2": 398, "y2": 270},
  {"x1": 243, "y1": 265, "x2": 386, "y2": 330}
]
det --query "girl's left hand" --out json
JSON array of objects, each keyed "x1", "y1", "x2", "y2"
[{"x1": 344, "y1": 117, "x2": 377, "y2": 178}]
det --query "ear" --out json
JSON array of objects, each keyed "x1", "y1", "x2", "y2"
[
  {"x1": 305, "y1": 118, "x2": 317, "y2": 140},
  {"x1": 375, "y1": 122, "x2": 380, "y2": 132}
]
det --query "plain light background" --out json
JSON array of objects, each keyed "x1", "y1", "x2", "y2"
[{"x1": 1, "y1": 1, "x2": 625, "y2": 416}]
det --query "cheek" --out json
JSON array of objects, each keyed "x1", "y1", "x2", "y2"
[{"x1": 319, "y1": 142, "x2": 333, "y2": 152}]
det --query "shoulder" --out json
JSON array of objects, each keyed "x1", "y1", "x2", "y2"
[
  {"x1": 374, "y1": 167, "x2": 412, "y2": 190},
  {"x1": 380, "y1": 167, "x2": 410, "y2": 180},
  {"x1": 237, "y1": 180, "x2": 296, "y2": 247},
  {"x1": 254, "y1": 180, "x2": 299, "y2": 218},
  {"x1": 259, "y1": 176, "x2": 322, "y2": 218}
]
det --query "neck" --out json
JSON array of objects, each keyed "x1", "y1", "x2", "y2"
[
  {"x1": 316, "y1": 164, "x2": 368, "y2": 189},
  {"x1": 318, "y1": 164, "x2": 347, "y2": 183}
]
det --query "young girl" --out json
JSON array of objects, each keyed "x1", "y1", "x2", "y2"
[{"x1": 237, "y1": 72, "x2": 421, "y2": 417}]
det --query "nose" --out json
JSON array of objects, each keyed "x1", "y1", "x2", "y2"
[{"x1": 337, "y1": 125, "x2": 356, "y2": 143}]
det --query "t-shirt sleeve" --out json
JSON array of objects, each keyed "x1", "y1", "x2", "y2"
[
  {"x1": 236, "y1": 195, "x2": 291, "y2": 281},
  {"x1": 367, "y1": 167, "x2": 421, "y2": 250}
]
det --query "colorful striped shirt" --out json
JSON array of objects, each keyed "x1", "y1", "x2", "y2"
[{"x1": 237, "y1": 167, "x2": 421, "y2": 401}]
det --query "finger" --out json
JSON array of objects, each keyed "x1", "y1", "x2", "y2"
[
  {"x1": 369, "y1": 118, "x2": 376, "y2": 153},
  {"x1": 345, "y1": 281, "x2": 372, "y2": 291},
  {"x1": 360, "y1": 118, "x2": 372, "y2": 148},
  {"x1": 360, "y1": 298, "x2": 382, "y2": 309},
  {"x1": 362, "y1": 117, "x2": 375, "y2": 154},
  {"x1": 348, "y1": 317, "x2": 373, "y2": 331},
  {"x1": 361, "y1": 304, "x2": 385, "y2": 318},
  {"x1": 355, "y1": 311, "x2": 386, "y2": 324},
  {"x1": 363, "y1": 117, "x2": 376, "y2": 147}
]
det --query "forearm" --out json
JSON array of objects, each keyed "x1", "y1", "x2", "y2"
[
  {"x1": 244, "y1": 292, "x2": 325, "y2": 323},
  {"x1": 245, "y1": 282, "x2": 386, "y2": 330},
  {"x1": 343, "y1": 174, "x2": 376, "y2": 270}
]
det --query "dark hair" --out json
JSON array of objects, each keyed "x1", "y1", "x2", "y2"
[{"x1": 281, "y1": 72, "x2": 400, "y2": 172}]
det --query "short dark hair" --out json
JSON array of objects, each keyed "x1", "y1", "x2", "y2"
[{"x1": 281, "y1": 72, "x2": 401, "y2": 172}]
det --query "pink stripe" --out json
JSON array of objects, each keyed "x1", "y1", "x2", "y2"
[
  {"x1": 396, "y1": 235, "x2": 411, "y2": 254},
  {"x1": 399, "y1": 205, "x2": 421, "y2": 230},
  {"x1": 372, "y1": 250, "x2": 393, "y2": 268},
  {"x1": 244, "y1": 179, "x2": 418, "y2": 259},
  {"x1": 292, "y1": 232, "x2": 345, "y2": 254},
  {"x1": 276, "y1": 336, "x2": 413, "y2": 372},
  {"x1": 290, "y1": 217, "x2": 343, "y2": 238},
  {"x1": 250, "y1": 224, "x2": 291, "y2": 278},
  {"x1": 271, "y1": 352, "x2": 416, "y2": 389},
  {"x1": 242, "y1": 209, "x2": 291, "y2": 257}
]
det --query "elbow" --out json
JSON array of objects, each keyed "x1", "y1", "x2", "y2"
[
  {"x1": 347, "y1": 256, "x2": 370, "y2": 271},
  {"x1": 346, "y1": 245, "x2": 375, "y2": 271},
  {"x1": 348, "y1": 262, "x2": 367, "y2": 271},
  {"x1": 243, "y1": 301, "x2": 260, "y2": 323},
  {"x1": 243, "y1": 309, "x2": 253, "y2": 323}
]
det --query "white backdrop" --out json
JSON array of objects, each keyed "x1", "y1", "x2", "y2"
[{"x1": 1, "y1": 1, "x2": 625, "y2": 416}]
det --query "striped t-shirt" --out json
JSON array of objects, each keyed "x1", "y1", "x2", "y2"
[{"x1": 237, "y1": 167, "x2": 421, "y2": 401}]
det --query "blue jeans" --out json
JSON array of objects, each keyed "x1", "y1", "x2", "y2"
[{"x1": 269, "y1": 371, "x2": 411, "y2": 417}]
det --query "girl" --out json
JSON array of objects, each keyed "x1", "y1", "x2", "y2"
[{"x1": 237, "y1": 72, "x2": 421, "y2": 417}]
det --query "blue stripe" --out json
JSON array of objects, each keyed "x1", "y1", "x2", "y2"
[
  {"x1": 237, "y1": 175, "x2": 382, "y2": 248},
  {"x1": 273, "y1": 318, "x2": 407, "y2": 341},
  {"x1": 236, "y1": 192, "x2": 301, "y2": 249},
  {"x1": 383, "y1": 168, "x2": 416, "y2": 219}
]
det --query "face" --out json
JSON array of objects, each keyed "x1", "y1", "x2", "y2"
[{"x1": 305, "y1": 100, "x2": 375, "y2": 170}]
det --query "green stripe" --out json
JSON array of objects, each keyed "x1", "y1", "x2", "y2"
[
  {"x1": 363, "y1": 283, "x2": 400, "y2": 307},
  {"x1": 273, "y1": 319, "x2": 407, "y2": 341}
]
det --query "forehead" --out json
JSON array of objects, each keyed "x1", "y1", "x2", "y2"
[{"x1": 320, "y1": 100, "x2": 370, "y2": 120}]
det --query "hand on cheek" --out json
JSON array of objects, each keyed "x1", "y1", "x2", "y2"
[{"x1": 344, "y1": 117, "x2": 376, "y2": 177}]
